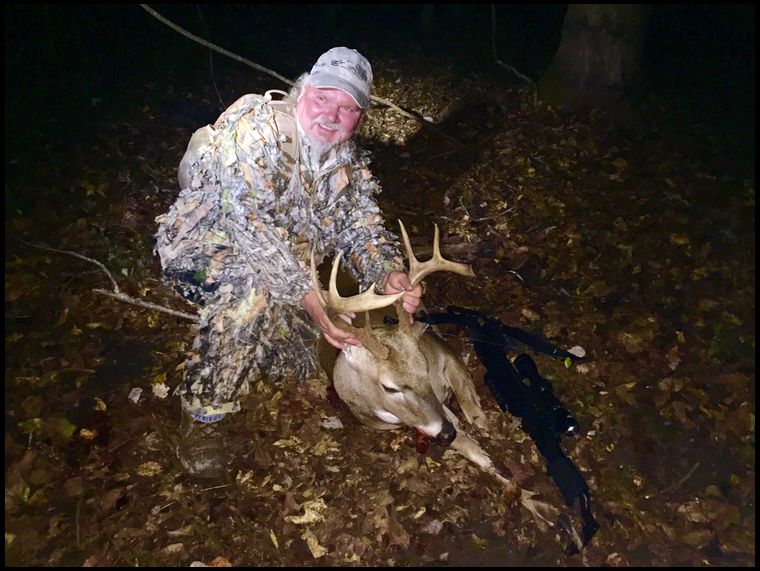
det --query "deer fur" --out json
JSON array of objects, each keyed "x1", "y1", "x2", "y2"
[{"x1": 314, "y1": 222, "x2": 512, "y2": 484}]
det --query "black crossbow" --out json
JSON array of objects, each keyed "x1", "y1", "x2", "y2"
[{"x1": 391, "y1": 305, "x2": 600, "y2": 553}]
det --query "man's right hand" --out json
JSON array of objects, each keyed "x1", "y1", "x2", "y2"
[{"x1": 300, "y1": 289, "x2": 363, "y2": 351}]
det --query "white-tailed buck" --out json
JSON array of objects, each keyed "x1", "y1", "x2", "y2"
[{"x1": 311, "y1": 221, "x2": 510, "y2": 484}]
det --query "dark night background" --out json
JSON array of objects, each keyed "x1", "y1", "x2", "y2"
[{"x1": 4, "y1": 4, "x2": 755, "y2": 178}]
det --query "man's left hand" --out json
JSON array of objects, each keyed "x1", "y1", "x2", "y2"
[{"x1": 383, "y1": 271, "x2": 422, "y2": 316}]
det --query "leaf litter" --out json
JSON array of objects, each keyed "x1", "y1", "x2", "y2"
[{"x1": 4, "y1": 51, "x2": 754, "y2": 567}]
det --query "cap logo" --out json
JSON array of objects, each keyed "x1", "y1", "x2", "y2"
[{"x1": 329, "y1": 59, "x2": 368, "y2": 82}]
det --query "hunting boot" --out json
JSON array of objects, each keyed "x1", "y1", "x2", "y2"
[{"x1": 177, "y1": 407, "x2": 228, "y2": 480}]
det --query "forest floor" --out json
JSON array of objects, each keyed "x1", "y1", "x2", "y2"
[{"x1": 5, "y1": 51, "x2": 755, "y2": 567}]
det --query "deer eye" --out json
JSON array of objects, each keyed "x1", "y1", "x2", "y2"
[{"x1": 381, "y1": 383, "x2": 402, "y2": 395}]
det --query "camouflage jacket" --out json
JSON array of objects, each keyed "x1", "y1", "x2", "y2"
[{"x1": 155, "y1": 91, "x2": 404, "y2": 308}]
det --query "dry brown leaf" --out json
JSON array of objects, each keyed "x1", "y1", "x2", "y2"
[
  {"x1": 301, "y1": 529, "x2": 328, "y2": 558},
  {"x1": 520, "y1": 489, "x2": 559, "y2": 532}
]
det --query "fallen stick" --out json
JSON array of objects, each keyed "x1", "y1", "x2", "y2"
[
  {"x1": 18, "y1": 239, "x2": 199, "y2": 322},
  {"x1": 659, "y1": 461, "x2": 700, "y2": 494}
]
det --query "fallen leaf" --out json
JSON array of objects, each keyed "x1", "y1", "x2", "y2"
[
  {"x1": 470, "y1": 534, "x2": 488, "y2": 549},
  {"x1": 63, "y1": 477, "x2": 85, "y2": 497},
  {"x1": 100, "y1": 488, "x2": 125, "y2": 512},
  {"x1": 301, "y1": 529, "x2": 328, "y2": 558},
  {"x1": 80, "y1": 428, "x2": 98, "y2": 442},
  {"x1": 273, "y1": 436, "x2": 304, "y2": 453},
  {"x1": 18, "y1": 418, "x2": 41, "y2": 433},
  {"x1": 320, "y1": 416, "x2": 344, "y2": 430},
  {"x1": 520, "y1": 489, "x2": 559, "y2": 532},
  {"x1": 137, "y1": 461, "x2": 163, "y2": 477},
  {"x1": 152, "y1": 383, "x2": 170, "y2": 399},
  {"x1": 161, "y1": 543, "x2": 184, "y2": 555},
  {"x1": 128, "y1": 387, "x2": 143, "y2": 403},
  {"x1": 285, "y1": 497, "x2": 327, "y2": 525},
  {"x1": 521, "y1": 308, "x2": 540, "y2": 322},
  {"x1": 48, "y1": 417, "x2": 77, "y2": 439}
]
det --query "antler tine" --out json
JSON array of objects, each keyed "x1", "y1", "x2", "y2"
[
  {"x1": 398, "y1": 220, "x2": 476, "y2": 286},
  {"x1": 311, "y1": 251, "x2": 391, "y2": 359},
  {"x1": 324, "y1": 251, "x2": 404, "y2": 315},
  {"x1": 398, "y1": 219, "x2": 420, "y2": 276},
  {"x1": 310, "y1": 251, "x2": 328, "y2": 308}
]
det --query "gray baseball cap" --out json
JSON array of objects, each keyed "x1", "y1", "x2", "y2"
[{"x1": 309, "y1": 47, "x2": 373, "y2": 109}]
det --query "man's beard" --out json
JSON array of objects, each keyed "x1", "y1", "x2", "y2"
[
  {"x1": 310, "y1": 117, "x2": 344, "y2": 146},
  {"x1": 302, "y1": 117, "x2": 344, "y2": 171}
]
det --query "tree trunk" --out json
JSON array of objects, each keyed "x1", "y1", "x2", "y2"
[{"x1": 538, "y1": 4, "x2": 651, "y2": 113}]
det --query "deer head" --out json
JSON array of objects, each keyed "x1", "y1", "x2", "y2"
[{"x1": 311, "y1": 221, "x2": 484, "y2": 445}]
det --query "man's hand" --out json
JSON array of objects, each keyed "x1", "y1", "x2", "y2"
[
  {"x1": 300, "y1": 289, "x2": 363, "y2": 351},
  {"x1": 383, "y1": 271, "x2": 423, "y2": 316}
]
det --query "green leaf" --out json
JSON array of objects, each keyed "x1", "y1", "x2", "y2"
[
  {"x1": 18, "y1": 418, "x2": 42, "y2": 433},
  {"x1": 54, "y1": 417, "x2": 77, "y2": 439}
]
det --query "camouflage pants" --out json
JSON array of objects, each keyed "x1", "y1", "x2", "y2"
[{"x1": 167, "y1": 271, "x2": 321, "y2": 416}]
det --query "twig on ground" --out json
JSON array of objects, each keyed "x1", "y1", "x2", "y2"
[
  {"x1": 505, "y1": 270, "x2": 526, "y2": 284},
  {"x1": 18, "y1": 238, "x2": 199, "y2": 322},
  {"x1": 76, "y1": 495, "x2": 83, "y2": 548},
  {"x1": 94, "y1": 289, "x2": 199, "y2": 322},
  {"x1": 18, "y1": 239, "x2": 121, "y2": 293},
  {"x1": 200, "y1": 484, "x2": 233, "y2": 493},
  {"x1": 426, "y1": 149, "x2": 458, "y2": 162},
  {"x1": 659, "y1": 461, "x2": 700, "y2": 494},
  {"x1": 471, "y1": 206, "x2": 517, "y2": 222}
]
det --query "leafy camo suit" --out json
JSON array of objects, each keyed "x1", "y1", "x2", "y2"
[{"x1": 154, "y1": 92, "x2": 404, "y2": 418}]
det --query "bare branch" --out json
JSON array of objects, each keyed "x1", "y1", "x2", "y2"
[
  {"x1": 17, "y1": 238, "x2": 199, "y2": 322},
  {"x1": 139, "y1": 4, "x2": 464, "y2": 147},
  {"x1": 659, "y1": 461, "x2": 701, "y2": 494},
  {"x1": 17, "y1": 238, "x2": 121, "y2": 293},
  {"x1": 490, "y1": 5, "x2": 538, "y2": 104},
  {"x1": 139, "y1": 4, "x2": 294, "y2": 87},
  {"x1": 94, "y1": 289, "x2": 199, "y2": 322},
  {"x1": 490, "y1": 5, "x2": 534, "y2": 86}
]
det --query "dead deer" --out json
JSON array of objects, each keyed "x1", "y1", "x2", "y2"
[{"x1": 311, "y1": 221, "x2": 511, "y2": 485}]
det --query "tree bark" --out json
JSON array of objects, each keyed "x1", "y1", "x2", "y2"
[{"x1": 538, "y1": 4, "x2": 651, "y2": 113}]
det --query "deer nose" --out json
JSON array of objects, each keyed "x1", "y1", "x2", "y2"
[{"x1": 434, "y1": 419, "x2": 457, "y2": 446}]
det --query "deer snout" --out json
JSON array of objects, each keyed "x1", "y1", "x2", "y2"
[{"x1": 433, "y1": 419, "x2": 457, "y2": 446}]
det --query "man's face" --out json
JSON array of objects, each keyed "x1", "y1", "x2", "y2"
[{"x1": 296, "y1": 84, "x2": 364, "y2": 146}]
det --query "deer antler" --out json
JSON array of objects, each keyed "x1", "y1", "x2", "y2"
[
  {"x1": 310, "y1": 251, "x2": 402, "y2": 358},
  {"x1": 398, "y1": 220, "x2": 476, "y2": 287},
  {"x1": 309, "y1": 222, "x2": 475, "y2": 348},
  {"x1": 395, "y1": 220, "x2": 475, "y2": 328},
  {"x1": 310, "y1": 251, "x2": 404, "y2": 314}
]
